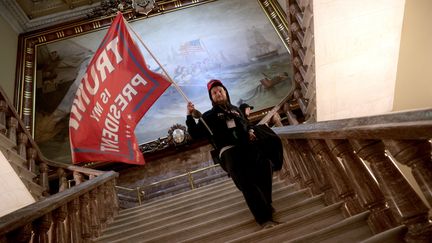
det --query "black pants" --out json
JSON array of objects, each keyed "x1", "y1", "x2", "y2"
[{"x1": 220, "y1": 144, "x2": 273, "y2": 224}]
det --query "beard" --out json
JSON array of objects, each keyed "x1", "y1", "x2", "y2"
[{"x1": 212, "y1": 99, "x2": 228, "y2": 106}]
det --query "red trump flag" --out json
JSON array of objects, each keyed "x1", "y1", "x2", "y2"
[{"x1": 69, "y1": 13, "x2": 170, "y2": 165}]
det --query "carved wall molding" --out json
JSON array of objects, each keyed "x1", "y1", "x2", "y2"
[{"x1": 0, "y1": 0, "x2": 98, "y2": 33}]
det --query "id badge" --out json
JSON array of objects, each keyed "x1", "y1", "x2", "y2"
[{"x1": 226, "y1": 119, "x2": 236, "y2": 128}]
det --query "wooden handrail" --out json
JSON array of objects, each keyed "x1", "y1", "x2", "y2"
[
  {"x1": 0, "y1": 171, "x2": 118, "y2": 236},
  {"x1": 45, "y1": 158, "x2": 106, "y2": 176},
  {"x1": 273, "y1": 108, "x2": 432, "y2": 139}
]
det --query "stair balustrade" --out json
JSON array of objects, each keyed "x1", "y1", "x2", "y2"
[
  {"x1": 265, "y1": 108, "x2": 432, "y2": 242},
  {"x1": 0, "y1": 86, "x2": 119, "y2": 242}
]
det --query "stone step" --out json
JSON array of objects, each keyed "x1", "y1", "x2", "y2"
[
  {"x1": 117, "y1": 178, "x2": 289, "y2": 220},
  {"x1": 95, "y1": 185, "x2": 310, "y2": 243},
  {"x1": 165, "y1": 194, "x2": 328, "y2": 243},
  {"x1": 118, "y1": 178, "x2": 234, "y2": 215},
  {"x1": 105, "y1": 183, "x2": 299, "y2": 233},
  {"x1": 228, "y1": 202, "x2": 345, "y2": 243},
  {"x1": 286, "y1": 211, "x2": 372, "y2": 243},
  {"x1": 141, "y1": 171, "x2": 229, "y2": 202},
  {"x1": 360, "y1": 225, "x2": 406, "y2": 243}
]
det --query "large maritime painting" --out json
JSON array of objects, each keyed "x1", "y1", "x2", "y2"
[{"x1": 32, "y1": 0, "x2": 293, "y2": 162}]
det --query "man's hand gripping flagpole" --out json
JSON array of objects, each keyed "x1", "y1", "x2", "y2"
[{"x1": 124, "y1": 17, "x2": 214, "y2": 136}]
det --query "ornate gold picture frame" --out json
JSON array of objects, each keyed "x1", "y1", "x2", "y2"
[{"x1": 15, "y1": 0, "x2": 292, "y2": 162}]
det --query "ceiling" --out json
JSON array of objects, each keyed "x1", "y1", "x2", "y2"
[
  {"x1": 1, "y1": 0, "x2": 102, "y2": 33},
  {"x1": 17, "y1": 0, "x2": 101, "y2": 19}
]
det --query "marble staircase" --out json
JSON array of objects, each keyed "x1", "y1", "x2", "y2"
[{"x1": 93, "y1": 177, "x2": 405, "y2": 243}]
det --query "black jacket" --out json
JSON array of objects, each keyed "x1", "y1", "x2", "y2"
[{"x1": 186, "y1": 104, "x2": 250, "y2": 150}]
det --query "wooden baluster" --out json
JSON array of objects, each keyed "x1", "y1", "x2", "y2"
[
  {"x1": 0, "y1": 100, "x2": 7, "y2": 134},
  {"x1": 271, "y1": 113, "x2": 283, "y2": 127},
  {"x1": 74, "y1": 171, "x2": 84, "y2": 185},
  {"x1": 5, "y1": 224, "x2": 32, "y2": 243},
  {"x1": 80, "y1": 193, "x2": 92, "y2": 241},
  {"x1": 89, "y1": 189, "x2": 101, "y2": 238},
  {"x1": 309, "y1": 140, "x2": 363, "y2": 216},
  {"x1": 51, "y1": 168, "x2": 69, "y2": 243},
  {"x1": 39, "y1": 162, "x2": 50, "y2": 196},
  {"x1": 68, "y1": 199, "x2": 81, "y2": 243},
  {"x1": 52, "y1": 206, "x2": 68, "y2": 243},
  {"x1": 293, "y1": 57, "x2": 306, "y2": 79},
  {"x1": 298, "y1": 139, "x2": 336, "y2": 202},
  {"x1": 289, "y1": 3, "x2": 303, "y2": 27},
  {"x1": 292, "y1": 40, "x2": 305, "y2": 62},
  {"x1": 293, "y1": 89, "x2": 308, "y2": 114},
  {"x1": 290, "y1": 22, "x2": 304, "y2": 43},
  {"x1": 327, "y1": 139, "x2": 395, "y2": 234},
  {"x1": 302, "y1": 4, "x2": 313, "y2": 29},
  {"x1": 33, "y1": 214, "x2": 52, "y2": 243},
  {"x1": 290, "y1": 140, "x2": 318, "y2": 192},
  {"x1": 294, "y1": 72, "x2": 308, "y2": 97},
  {"x1": 58, "y1": 168, "x2": 68, "y2": 193},
  {"x1": 353, "y1": 140, "x2": 432, "y2": 241},
  {"x1": 285, "y1": 140, "x2": 306, "y2": 187},
  {"x1": 108, "y1": 180, "x2": 120, "y2": 218},
  {"x1": 27, "y1": 147, "x2": 37, "y2": 174},
  {"x1": 7, "y1": 117, "x2": 18, "y2": 145},
  {"x1": 282, "y1": 139, "x2": 302, "y2": 184},
  {"x1": 102, "y1": 183, "x2": 114, "y2": 222},
  {"x1": 98, "y1": 186, "x2": 108, "y2": 229},
  {"x1": 284, "y1": 108, "x2": 299, "y2": 126},
  {"x1": 383, "y1": 140, "x2": 432, "y2": 206},
  {"x1": 17, "y1": 132, "x2": 28, "y2": 159}
]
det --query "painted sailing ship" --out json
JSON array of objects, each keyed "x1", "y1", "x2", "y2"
[{"x1": 247, "y1": 27, "x2": 279, "y2": 62}]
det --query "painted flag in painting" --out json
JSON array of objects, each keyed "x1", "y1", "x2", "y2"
[
  {"x1": 179, "y1": 39, "x2": 204, "y2": 54},
  {"x1": 69, "y1": 12, "x2": 171, "y2": 165}
]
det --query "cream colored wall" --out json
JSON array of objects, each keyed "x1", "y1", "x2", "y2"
[
  {"x1": 393, "y1": 0, "x2": 432, "y2": 111},
  {"x1": 0, "y1": 151, "x2": 36, "y2": 217},
  {"x1": 0, "y1": 15, "x2": 18, "y2": 102},
  {"x1": 392, "y1": 0, "x2": 432, "y2": 206},
  {"x1": 314, "y1": 0, "x2": 405, "y2": 121},
  {"x1": 313, "y1": 0, "x2": 430, "y2": 209}
]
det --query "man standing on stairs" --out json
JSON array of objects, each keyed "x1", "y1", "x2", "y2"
[{"x1": 186, "y1": 79, "x2": 279, "y2": 229}]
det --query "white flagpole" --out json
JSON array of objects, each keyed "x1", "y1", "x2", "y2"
[{"x1": 122, "y1": 17, "x2": 190, "y2": 103}]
